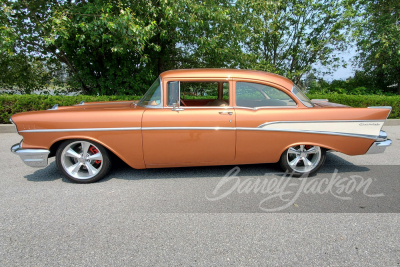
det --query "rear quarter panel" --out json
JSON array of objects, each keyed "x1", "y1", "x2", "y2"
[{"x1": 234, "y1": 107, "x2": 390, "y2": 164}]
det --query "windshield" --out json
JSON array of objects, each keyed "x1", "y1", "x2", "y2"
[
  {"x1": 138, "y1": 77, "x2": 162, "y2": 107},
  {"x1": 292, "y1": 85, "x2": 313, "y2": 107}
]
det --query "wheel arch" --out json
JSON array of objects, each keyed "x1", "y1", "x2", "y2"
[
  {"x1": 48, "y1": 136, "x2": 132, "y2": 168},
  {"x1": 279, "y1": 142, "x2": 333, "y2": 157}
]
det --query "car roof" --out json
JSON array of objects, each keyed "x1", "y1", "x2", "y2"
[{"x1": 159, "y1": 69, "x2": 294, "y2": 90}]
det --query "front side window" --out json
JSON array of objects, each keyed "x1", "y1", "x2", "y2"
[
  {"x1": 292, "y1": 84, "x2": 313, "y2": 107},
  {"x1": 236, "y1": 82, "x2": 296, "y2": 108},
  {"x1": 167, "y1": 81, "x2": 229, "y2": 107},
  {"x1": 138, "y1": 77, "x2": 162, "y2": 107}
]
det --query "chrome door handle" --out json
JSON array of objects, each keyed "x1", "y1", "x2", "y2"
[{"x1": 219, "y1": 111, "x2": 233, "y2": 115}]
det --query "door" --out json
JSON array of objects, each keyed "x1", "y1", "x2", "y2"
[
  {"x1": 234, "y1": 80, "x2": 299, "y2": 164},
  {"x1": 141, "y1": 80, "x2": 236, "y2": 166}
]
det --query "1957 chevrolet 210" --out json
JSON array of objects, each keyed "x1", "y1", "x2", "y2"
[{"x1": 10, "y1": 69, "x2": 392, "y2": 183}]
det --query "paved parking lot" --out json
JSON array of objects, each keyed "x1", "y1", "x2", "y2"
[{"x1": 1, "y1": 127, "x2": 399, "y2": 266}]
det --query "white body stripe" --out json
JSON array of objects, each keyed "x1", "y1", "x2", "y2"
[{"x1": 257, "y1": 121, "x2": 384, "y2": 138}]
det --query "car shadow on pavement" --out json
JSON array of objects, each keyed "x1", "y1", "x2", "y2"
[
  {"x1": 24, "y1": 152, "x2": 370, "y2": 183},
  {"x1": 24, "y1": 161, "x2": 72, "y2": 183}
]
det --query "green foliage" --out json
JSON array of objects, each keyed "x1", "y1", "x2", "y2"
[
  {"x1": 1, "y1": 0, "x2": 398, "y2": 95},
  {"x1": 307, "y1": 93, "x2": 399, "y2": 118},
  {"x1": 0, "y1": 52, "x2": 52, "y2": 93},
  {"x1": 352, "y1": 0, "x2": 400, "y2": 94},
  {"x1": 0, "y1": 94, "x2": 141, "y2": 124},
  {"x1": 1, "y1": 0, "x2": 354, "y2": 95},
  {"x1": 1, "y1": 0, "x2": 238, "y2": 95},
  {"x1": 236, "y1": 0, "x2": 351, "y2": 84},
  {"x1": 306, "y1": 71, "x2": 397, "y2": 95}
]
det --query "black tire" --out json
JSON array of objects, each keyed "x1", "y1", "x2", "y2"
[
  {"x1": 56, "y1": 139, "x2": 112, "y2": 183},
  {"x1": 279, "y1": 145, "x2": 326, "y2": 177}
]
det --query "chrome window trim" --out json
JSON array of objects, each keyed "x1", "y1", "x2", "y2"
[
  {"x1": 178, "y1": 80, "x2": 181, "y2": 107},
  {"x1": 234, "y1": 106, "x2": 297, "y2": 110},
  {"x1": 311, "y1": 99, "x2": 329, "y2": 102},
  {"x1": 175, "y1": 106, "x2": 234, "y2": 109},
  {"x1": 143, "y1": 106, "x2": 165, "y2": 109}
]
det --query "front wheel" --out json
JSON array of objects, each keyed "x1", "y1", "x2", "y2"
[
  {"x1": 279, "y1": 145, "x2": 326, "y2": 177},
  {"x1": 56, "y1": 140, "x2": 112, "y2": 183}
]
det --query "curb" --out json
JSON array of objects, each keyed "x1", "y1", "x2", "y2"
[
  {"x1": 0, "y1": 125, "x2": 16, "y2": 133},
  {"x1": 1, "y1": 119, "x2": 400, "y2": 133},
  {"x1": 383, "y1": 119, "x2": 400, "y2": 126}
]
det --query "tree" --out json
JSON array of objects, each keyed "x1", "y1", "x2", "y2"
[
  {"x1": 0, "y1": 1, "x2": 52, "y2": 93},
  {"x1": 1, "y1": 0, "x2": 353, "y2": 95},
  {"x1": 1, "y1": 0, "x2": 238, "y2": 95},
  {"x1": 353, "y1": 0, "x2": 400, "y2": 94},
  {"x1": 303, "y1": 72, "x2": 318, "y2": 89},
  {"x1": 235, "y1": 0, "x2": 351, "y2": 85}
]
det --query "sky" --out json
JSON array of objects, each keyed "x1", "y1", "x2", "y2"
[{"x1": 322, "y1": 47, "x2": 357, "y2": 81}]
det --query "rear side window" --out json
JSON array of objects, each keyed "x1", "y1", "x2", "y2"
[
  {"x1": 236, "y1": 82, "x2": 296, "y2": 108},
  {"x1": 292, "y1": 85, "x2": 313, "y2": 107}
]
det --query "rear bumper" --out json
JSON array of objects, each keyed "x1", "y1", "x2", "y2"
[
  {"x1": 11, "y1": 142, "x2": 50, "y2": 168},
  {"x1": 365, "y1": 131, "x2": 392, "y2": 154}
]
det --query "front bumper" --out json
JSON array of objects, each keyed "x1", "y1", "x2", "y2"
[
  {"x1": 11, "y1": 142, "x2": 50, "y2": 168},
  {"x1": 365, "y1": 131, "x2": 392, "y2": 154}
]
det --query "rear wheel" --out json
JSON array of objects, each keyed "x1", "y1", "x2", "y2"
[
  {"x1": 56, "y1": 140, "x2": 112, "y2": 183},
  {"x1": 280, "y1": 145, "x2": 326, "y2": 177}
]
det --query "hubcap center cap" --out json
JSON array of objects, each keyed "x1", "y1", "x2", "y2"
[{"x1": 300, "y1": 152, "x2": 307, "y2": 158}]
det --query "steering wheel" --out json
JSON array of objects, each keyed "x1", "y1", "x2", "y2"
[{"x1": 180, "y1": 98, "x2": 187, "y2": 107}]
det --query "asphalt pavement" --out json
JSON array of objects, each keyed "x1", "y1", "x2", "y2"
[{"x1": 1, "y1": 126, "x2": 399, "y2": 266}]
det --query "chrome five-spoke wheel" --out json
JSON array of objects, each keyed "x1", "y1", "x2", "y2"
[
  {"x1": 280, "y1": 145, "x2": 326, "y2": 177},
  {"x1": 56, "y1": 140, "x2": 111, "y2": 183}
]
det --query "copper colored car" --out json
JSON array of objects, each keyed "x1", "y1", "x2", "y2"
[{"x1": 10, "y1": 69, "x2": 392, "y2": 183}]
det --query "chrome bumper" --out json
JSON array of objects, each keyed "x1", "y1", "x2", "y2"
[
  {"x1": 366, "y1": 131, "x2": 392, "y2": 154},
  {"x1": 11, "y1": 142, "x2": 50, "y2": 168}
]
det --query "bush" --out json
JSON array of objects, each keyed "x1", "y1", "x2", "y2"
[
  {"x1": 1, "y1": 93, "x2": 398, "y2": 124},
  {"x1": 307, "y1": 94, "x2": 399, "y2": 119},
  {"x1": 0, "y1": 94, "x2": 141, "y2": 124},
  {"x1": 306, "y1": 71, "x2": 397, "y2": 95}
]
